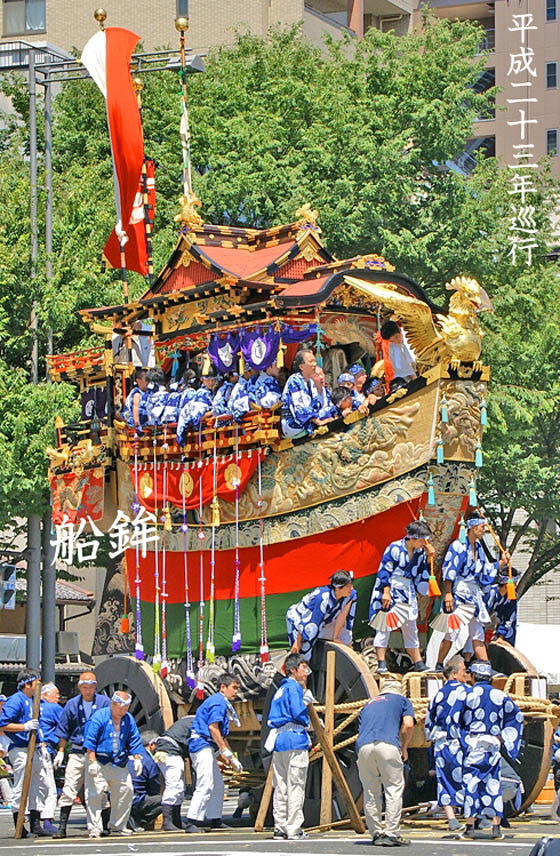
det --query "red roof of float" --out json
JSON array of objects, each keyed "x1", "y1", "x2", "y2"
[
  {"x1": 278, "y1": 275, "x2": 331, "y2": 297},
  {"x1": 198, "y1": 242, "x2": 293, "y2": 278}
]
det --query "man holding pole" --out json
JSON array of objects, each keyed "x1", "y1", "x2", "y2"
[{"x1": 0, "y1": 668, "x2": 49, "y2": 838}]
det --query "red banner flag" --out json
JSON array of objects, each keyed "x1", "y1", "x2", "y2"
[
  {"x1": 82, "y1": 27, "x2": 145, "y2": 272},
  {"x1": 103, "y1": 158, "x2": 155, "y2": 276}
]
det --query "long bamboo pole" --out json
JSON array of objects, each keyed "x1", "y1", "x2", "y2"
[
  {"x1": 319, "y1": 650, "x2": 335, "y2": 826},
  {"x1": 15, "y1": 682, "x2": 41, "y2": 839},
  {"x1": 254, "y1": 761, "x2": 274, "y2": 832}
]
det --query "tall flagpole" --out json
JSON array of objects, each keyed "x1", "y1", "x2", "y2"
[{"x1": 132, "y1": 77, "x2": 155, "y2": 288}]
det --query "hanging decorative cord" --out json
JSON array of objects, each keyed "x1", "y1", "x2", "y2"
[
  {"x1": 152, "y1": 433, "x2": 161, "y2": 674},
  {"x1": 427, "y1": 553, "x2": 441, "y2": 598},
  {"x1": 177, "y1": 25, "x2": 193, "y2": 198},
  {"x1": 206, "y1": 422, "x2": 218, "y2": 664},
  {"x1": 232, "y1": 424, "x2": 241, "y2": 653},
  {"x1": 121, "y1": 553, "x2": 130, "y2": 634},
  {"x1": 180, "y1": 454, "x2": 195, "y2": 688},
  {"x1": 196, "y1": 423, "x2": 205, "y2": 700},
  {"x1": 132, "y1": 440, "x2": 144, "y2": 660},
  {"x1": 257, "y1": 450, "x2": 269, "y2": 663},
  {"x1": 160, "y1": 430, "x2": 170, "y2": 679}
]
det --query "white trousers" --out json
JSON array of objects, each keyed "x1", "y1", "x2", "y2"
[
  {"x1": 374, "y1": 617, "x2": 419, "y2": 650},
  {"x1": 86, "y1": 763, "x2": 133, "y2": 834},
  {"x1": 357, "y1": 742, "x2": 404, "y2": 838},
  {"x1": 272, "y1": 749, "x2": 309, "y2": 837},
  {"x1": 187, "y1": 747, "x2": 224, "y2": 821},
  {"x1": 58, "y1": 752, "x2": 108, "y2": 828},
  {"x1": 445, "y1": 614, "x2": 484, "y2": 644},
  {"x1": 41, "y1": 754, "x2": 58, "y2": 819},
  {"x1": 0, "y1": 777, "x2": 13, "y2": 803},
  {"x1": 8, "y1": 746, "x2": 51, "y2": 813},
  {"x1": 156, "y1": 753, "x2": 185, "y2": 806}
]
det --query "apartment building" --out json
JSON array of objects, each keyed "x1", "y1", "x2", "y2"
[
  {"x1": 413, "y1": 0, "x2": 560, "y2": 178},
  {"x1": 0, "y1": 0, "x2": 413, "y2": 55}
]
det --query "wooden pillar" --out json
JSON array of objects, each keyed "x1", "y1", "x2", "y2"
[{"x1": 347, "y1": 0, "x2": 364, "y2": 38}]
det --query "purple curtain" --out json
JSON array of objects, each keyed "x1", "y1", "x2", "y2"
[
  {"x1": 280, "y1": 323, "x2": 317, "y2": 343},
  {"x1": 239, "y1": 327, "x2": 280, "y2": 370},
  {"x1": 208, "y1": 331, "x2": 240, "y2": 373}
]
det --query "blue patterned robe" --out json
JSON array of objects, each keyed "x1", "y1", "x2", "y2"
[
  {"x1": 312, "y1": 386, "x2": 337, "y2": 420},
  {"x1": 229, "y1": 376, "x2": 257, "y2": 422},
  {"x1": 253, "y1": 372, "x2": 281, "y2": 409},
  {"x1": 485, "y1": 587, "x2": 517, "y2": 645},
  {"x1": 425, "y1": 679, "x2": 469, "y2": 807},
  {"x1": 442, "y1": 539, "x2": 498, "y2": 622},
  {"x1": 160, "y1": 381, "x2": 183, "y2": 423},
  {"x1": 142, "y1": 383, "x2": 168, "y2": 427},
  {"x1": 122, "y1": 385, "x2": 143, "y2": 428},
  {"x1": 369, "y1": 539, "x2": 430, "y2": 623},
  {"x1": 212, "y1": 381, "x2": 234, "y2": 416},
  {"x1": 281, "y1": 373, "x2": 320, "y2": 436},
  {"x1": 176, "y1": 387, "x2": 214, "y2": 445},
  {"x1": 286, "y1": 585, "x2": 357, "y2": 660},
  {"x1": 449, "y1": 681, "x2": 523, "y2": 819}
]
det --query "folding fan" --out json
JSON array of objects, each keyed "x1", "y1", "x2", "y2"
[
  {"x1": 369, "y1": 602, "x2": 411, "y2": 632},
  {"x1": 430, "y1": 602, "x2": 475, "y2": 633}
]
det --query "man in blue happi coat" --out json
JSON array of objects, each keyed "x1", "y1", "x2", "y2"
[
  {"x1": 286, "y1": 570, "x2": 356, "y2": 661},
  {"x1": 228, "y1": 366, "x2": 259, "y2": 421},
  {"x1": 121, "y1": 368, "x2": 148, "y2": 431},
  {"x1": 186, "y1": 673, "x2": 243, "y2": 831},
  {"x1": 281, "y1": 349, "x2": 336, "y2": 437},
  {"x1": 39, "y1": 683, "x2": 62, "y2": 835},
  {"x1": 54, "y1": 670, "x2": 110, "y2": 839},
  {"x1": 485, "y1": 567, "x2": 518, "y2": 646},
  {"x1": 142, "y1": 367, "x2": 168, "y2": 426},
  {"x1": 369, "y1": 520, "x2": 434, "y2": 674},
  {"x1": 253, "y1": 363, "x2": 282, "y2": 410},
  {"x1": 176, "y1": 366, "x2": 218, "y2": 444},
  {"x1": 84, "y1": 690, "x2": 143, "y2": 838},
  {"x1": 0, "y1": 668, "x2": 52, "y2": 838},
  {"x1": 311, "y1": 366, "x2": 337, "y2": 420},
  {"x1": 449, "y1": 660, "x2": 523, "y2": 840},
  {"x1": 424, "y1": 655, "x2": 469, "y2": 832},
  {"x1": 212, "y1": 369, "x2": 239, "y2": 416},
  {"x1": 266, "y1": 653, "x2": 312, "y2": 841},
  {"x1": 127, "y1": 731, "x2": 162, "y2": 831},
  {"x1": 435, "y1": 512, "x2": 510, "y2": 671}
]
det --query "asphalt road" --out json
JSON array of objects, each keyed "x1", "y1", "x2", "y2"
[{"x1": 0, "y1": 804, "x2": 556, "y2": 856}]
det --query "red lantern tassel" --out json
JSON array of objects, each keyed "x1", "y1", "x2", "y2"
[
  {"x1": 428, "y1": 575, "x2": 441, "y2": 597},
  {"x1": 120, "y1": 615, "x2": 130, "y2": 634},
  {"x1": 506, "y1": 580, "x2": 516, "y2": 601}
]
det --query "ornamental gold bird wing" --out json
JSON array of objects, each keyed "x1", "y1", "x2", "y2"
[{"x1": 342, "y1": 275, "x2": 444, "y2": 364}]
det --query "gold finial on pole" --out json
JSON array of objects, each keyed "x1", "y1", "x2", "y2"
[
  {"x1": 132, "y1": 76, "x2": 143, "y2": 108},
  {"x1": 175, "y1": 16, "x2": 189, "y2": 32},
  {"x1": 93, "y1": 8, "x2": 107, "y2": 29},
  {"x1": 175, "y1": 0, "x2": 189, "y2": 31}
]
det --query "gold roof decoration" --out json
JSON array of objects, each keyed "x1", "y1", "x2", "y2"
[
  {"x1": 295, "y1": 202, "x2": 321, "y2": 233},
  {"x1": 351, "y1": 253, "x2": 395, "y2": 273},
  {"x1": 174, "y1": 191, "x2": 203, "y2": 231}
]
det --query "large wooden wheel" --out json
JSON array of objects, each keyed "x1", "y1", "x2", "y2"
[
  {"x1": 261, "y1": 641, "x2": 378, "y2": 827},
  {"x1": 488, "y1": 641, "x2": 553, "y2": 814},
  {"x1": 95, "y1": 656, "x2": 174, "y2": 734}
]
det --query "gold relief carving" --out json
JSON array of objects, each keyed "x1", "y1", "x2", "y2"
[
  {"x1": 179, "y1": 470, "x2": 194, "y2": 498},
  {"x1": 321, "y1": 316, "x2": 377, "y2": 356},
  {"x1": 350, "y1": 254, "x2": 395, "y2": 272},
  {"x1": 224, "y1": 463, "x2": 242, "y2": 490},
  {"x1": 139, "y1": 472, "x2": 153, "y2": 499},
  {"x1": 180, "y1": 253, "x2": 192, "y2": 268},
  {"x1": 301, "y1": 245, "x2": 316, "y2": 262},
  {"x1": 295, "y1": 202, "x2": 320, "y2": 232},
  {"x1": 440, "y1": 380, "x2": 486, "y2": 460},
  {"x1": 174, "y1": 192, "x2": 203, "y2": 230},
  {"x1": 163, "y1": 293, "x2": 240, "y2": 333}
]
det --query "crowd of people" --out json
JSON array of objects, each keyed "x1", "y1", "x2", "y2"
[
  {"x1": 120, "y1": 323, "x2": 416, "y2": 445},
  {"x1": 0, "y1": 513, "x2": 526, "y2": 842}
]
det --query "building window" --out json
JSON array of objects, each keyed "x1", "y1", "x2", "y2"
[
  {"x1": 546, "y1": 61, "x2": 558, "y2": 88},
  {"x1": 547, "y1": 129, "x2": 558, "y2": 156},
  {"x1": 3, "y1": 0, "x2": 45, "y2": 35},
  {"x1": 547, "y1": 0, "x2": 557, "y2": 21}
]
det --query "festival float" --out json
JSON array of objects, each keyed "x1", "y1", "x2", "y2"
[{"x1": 45, "y1": 9, "x2": 555, "y2": 826}]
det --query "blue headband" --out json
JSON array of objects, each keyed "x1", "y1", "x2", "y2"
[
  {"x1": 17, "y1": 673, "x2": 40, "y2": 689},
  {"x1": 111, "y1": 692, "x2": 131, "y2": 705},
  {"x1": 337, "y1": 373, "x2": 354, "y2": 384},
  {"x1": 470, "y1": 661, "x2": 492, "y2": 677},
  {"x1": 347, "y1": 364, "x2": 365, "y2": 376},
  {"x1": 466, "y1": 517, "x2": 485, "y2": 529}
]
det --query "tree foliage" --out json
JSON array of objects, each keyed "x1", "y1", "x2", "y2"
[{"x1": 0, "y1": 17, "x2": 558, "y2": 594}]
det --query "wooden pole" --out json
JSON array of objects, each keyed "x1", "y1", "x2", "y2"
[
  {"x1": 307, "y1": 703, "x2": 366, "y2": 834},
  {"x1": 15, "y1": 681, "x2": 41, "y2": 839},
  {"x1": 319, "y1": 650, "x2": 335, "y2": 827},
  {"x1": 254, "y1": 761, "x2": 274, "y2": 832}
]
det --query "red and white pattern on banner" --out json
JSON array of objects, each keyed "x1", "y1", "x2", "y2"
[{"x1": 104, "y1": 159, "x2": 155, "y2": 276}]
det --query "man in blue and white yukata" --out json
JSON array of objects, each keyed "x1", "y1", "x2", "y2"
[
  {"x1": 228, "y1": 366, "x2": 259, "y2": 421},
  {"x1": 286, "y1": 570, "x2": 356, "y2": 661},
  {"x1": 424, "y1": 655, "x2": 469, "y2": 832},
  {"x1": 369, "y1": 520, "x2": 434, "y2": 674},
  {"x1": 311, "y1": 366, "x2": 337, "y2": 420},
  {"x1": 186, "y1": 673, "x2": 243, "y2": 831},
  {"x1": 121, "y1": 368, "x2": 148, "y2": 432},
  {"x1": 253, "y1": 363, "x2": 282, "y2": 410},
  {"x1": 435, "y1": 512, "x2": 511, "y2": 671},
  {"x1": 176, "y1": 366, "x2": 218, "y2": 445},
  {"x1": 266, "y1": 653, "x2": 313, "y2": 841},
  {"x1": 485, "y1": 567, "x2": 518, "y2": 646},
  {"x1": 449, "y1": 660, "x2": 523, "y2": 840},
  {"x1": 281, "y1": 349, "x2": 330, "y2": 438}
]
